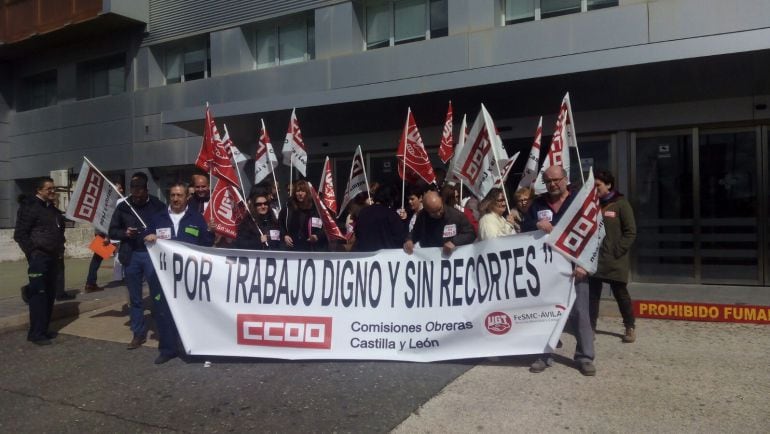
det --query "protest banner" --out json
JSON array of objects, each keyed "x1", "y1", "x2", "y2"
[{"x1": 148, "y1": 233, "x2": 575, "y2": 362}]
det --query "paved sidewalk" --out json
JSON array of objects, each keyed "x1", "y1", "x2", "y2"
[{"x1": 0, "y1": 258, "x2": 128, "y2": 334}]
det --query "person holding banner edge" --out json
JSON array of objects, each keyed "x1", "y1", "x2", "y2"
[
  {"x1": 521, "y1": 165, "x2": 596, "y2": 376},
  {"x1": 143, "y1": 182, "x2": 214, "y2": 364},
  {"x1": 108, "y1": 173, "x2": 166, "y2": 350},
  {"x1": 588, "y1": 170, "x2": 637, "y2": 343}
]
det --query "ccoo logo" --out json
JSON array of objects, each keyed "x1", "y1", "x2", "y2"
[{"x1": 485, "y1": 311, "x2": 512, "y2": 335}]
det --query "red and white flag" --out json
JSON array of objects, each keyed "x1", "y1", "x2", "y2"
[
  {"x1": 546, "y1": 168, "x2": 605, "y2": 274},
  {"x1": 397, "y1": 108, "x2": 436, "y2": 185},
  {"x1": 445, "y1": 114, "x2": 468, "y2": 184},
  {"x1": 308, "y1": 184, "x2": 346, "y2": 241},
  {"x1": 254, "y1": 118, "x2": 279, "y2": 185},
  {"x1": 205, "y1": 180, "x2": 247, "y2": 239},
  {"x1": 535, "y1": 93, "x2": 576, "y2": 194},
  {"x1": 493, "y1": 151, "x2": 520, "y2": 188},
  {"x1": 338, "y1": 145, "x2": 369, "y2": 217},
  {"x1": 65, "y1": 159, "x2": 122, "y2": 234},
  {"x1": 318, "y1": 156, "x2": 338, "y2": 216},
  {"x1": 451, "y1": 104, "x2": 510, "y2": 198},
  {"x1": 438, "y1": 101, "x2": 454, "y2": 164},
  {"x1": 282, "y1": 108, "x2": 308, "y2": 176},
  {"x1": 196, "y1": 105, "x2": 239, "y2": 187},
  {"x1": 517, "y1": 116, "x2": 543, "y2": 190}
]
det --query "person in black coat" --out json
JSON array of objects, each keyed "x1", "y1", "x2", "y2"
[
  {"x1": 233, "y1": 190, "x2": 282, "y2": 250},
  {"x1": 14, "y1": 177, "x2": 65, "y2": 345},
  {"x1": 278, "y1": 180, "x2": 326, "y2": 251},
  {"x1": 353, "y1": 185, "x2": 405, "y2": 252}
]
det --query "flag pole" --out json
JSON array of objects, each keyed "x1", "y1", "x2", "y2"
[
  {"x1": 565, "y1": 93, "x2": 586, "y2": 185},
  {"x1": 483, "y1": 108, "x2": 511, "y2": 214},
  {"x1": 82, "y1": 156, "x2": 146, "y2": 227},
  {"x1": 401, "y1": 109, "x2": 409, "y2": 210},
  {"x1": 358, "y1": 145, "x2": 371, "y2": 201},
  {"x1": 261, "y1": 119, "x2": 282, "y2": 213}
]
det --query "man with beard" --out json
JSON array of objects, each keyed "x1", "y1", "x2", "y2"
[{"x1": 521, "y1": 165, "x2": 595, "y2": 376}]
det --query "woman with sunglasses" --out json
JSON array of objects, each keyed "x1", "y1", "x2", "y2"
[
  {"x1": 233, "y1": 190, "x2": 282, "y2": 250},
  {"x1": 477, "y1": 187, "x2": 516, "y2": 241}
]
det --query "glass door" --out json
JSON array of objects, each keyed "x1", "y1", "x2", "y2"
[
  {"x1": 631, "y1": 131, "x2": 695, "y2": 283},
  {"x1": 698, "y1": 128, "x2": 762, "y2": 284}
]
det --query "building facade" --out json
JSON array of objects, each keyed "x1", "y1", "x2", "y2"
[{"x1": 1, "y1": 0, "x2": 769, "y2": 286}]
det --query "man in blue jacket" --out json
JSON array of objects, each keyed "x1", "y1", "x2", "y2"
[
  {"x1": 109, "y1": 173, "x2": 166, "y2": 351},
  {"x1": 144, "y1": 182, "x2": 214, "y2": 364}
]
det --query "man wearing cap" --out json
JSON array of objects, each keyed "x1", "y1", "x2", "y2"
[{"x1": 108, "y1": 172, "x2": 166, "y2": 350}]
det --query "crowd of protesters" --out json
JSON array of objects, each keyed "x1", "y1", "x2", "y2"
[{"x1": 15, "y1": 166, "x2": 636, "y2": 374}]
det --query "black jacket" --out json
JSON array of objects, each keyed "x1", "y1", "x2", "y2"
[
  {"x1": 14, "y1": 195, "x2": 66, "y2": 258},
  {"x1": 233, "y1": 213, "x2": 282, "y2": 250},
  {"x1": 109, "y1": 195, "x2": 166, "y2": 264},
  {"x1": 407, "y1": 206, "x2": 475, "y2": 248},
  {"x1": 278, "y1": 203, "x2": 327, "y2": 251},
  {"x1": 353, "y1": 204, "x2": 405, "y2": 251}
]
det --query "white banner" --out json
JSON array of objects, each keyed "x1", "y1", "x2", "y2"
[
  {"x1": 149, "y1": 233, "x2": 576, "y2": 362},
  {"x1": 65, "y1": 160, "x2": 121, "y2": 234}
]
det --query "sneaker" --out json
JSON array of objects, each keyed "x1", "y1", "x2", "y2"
[
  {"x1": 127, "y1": 336, "x2": 147, "y2": 350},
  {"x1": 83, "y1": 283, "x2": 104, "y2": 293},
  {"x1": 622, "y1": 326, "x2": 636, "y2": 343},
  {"x1": 30, "y1": 338, "x2": 52, "y2": 346},
  {"x1": 529, "y1": 358, "x2": 550, "y2": 373},
  {"x1": 579, "y1": 361, "x2": 596, "y2": 376},
  {"x1": 55, "y1": 292, "x2": 76, "y2": 301},
  {"x1": 154, "y1": 353, "x2": 178, "y2": 365}
]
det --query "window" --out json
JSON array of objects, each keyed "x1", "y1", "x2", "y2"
[
  {"x1": 163, "y1": 37, "x2": 210, "y2": 84},
  {"x1": 20, "y1": 70, "x2": 57, "y2": 111},
  {"x1": 503, "y1": 0, "x2": 618, "y2": 24},
  {"x1": 504, "y1": 0, "x2": 535, "y2": 24},
  {"x1": 77, "y1": 54, "x2": 125, "y2": 100},
  {"x1": 251, "y1": 14, "x2": 314, "y2": 69},
  {"x1": 365, "y1": 0, "x2": 448, "y2": 50}
]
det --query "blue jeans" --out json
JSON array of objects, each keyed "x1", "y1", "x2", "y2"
[
  {"x1": 124, "y1": 251, "x2": 178, "y2": 356},
  {"x1": 86, "y1": 253, "x2": 102, "y2": 285}
]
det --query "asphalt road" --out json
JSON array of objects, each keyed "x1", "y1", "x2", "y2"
[{"x1": 0, "y1": 329, "x2": 473, "y2": 433}]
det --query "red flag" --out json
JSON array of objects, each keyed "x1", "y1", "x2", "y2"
[
  {"x1": 438, "y1": 101, "x2": 454, "y2": 163},
  {"x1": 195, "y1": 104, "x2": 215, "y2": 172},
  {"x1": 308, "y1": 184, "x2": 346, "y2": 241},
  {"x1": 205, "y1": 181, "x2": 246, "y2": 238},
  {"x1": 318, "y1": 156, "x2": 337, "y2": 215},
  {"x1": 196, "y1": 105, "x2": 240, "y2": 187},
  {"x1": 396, "y1": 108, "x2": 436, "y2": 185}
]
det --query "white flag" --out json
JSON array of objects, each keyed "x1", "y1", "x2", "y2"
[
  {"x1": 546, "y1": 168, "x2": 605, "y2": 274},
  {"x1": 254, "y1": 119, "x2": 279, "y2": 185},
  {"x1": 493, "y1": 151, "x2": 520, "y2": 188},
  {"x1": 65, "y1": 159, "x2": 122, "y2": 234},
  {"x1": 517, "y1": 116, "x2": 543, "y2": 191},
  {"x1": 451, "y1": 104, "x2": 509, "y2": 198},
  {"x1": 338, "y1": 145, "x2": 369, "y2": 217},
  {"x1": 535, "y1": 93, "x2": 576, "y2": 194},
  {"x1": 445, "y1": 114, "x2": 468, "y2": 184},
  {"x1": 282, "y1": 108, "x2": 308, "y2": 176}
]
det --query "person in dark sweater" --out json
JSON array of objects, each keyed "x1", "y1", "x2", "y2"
[
  {"x1": 14, "y1": 177, "x2": 66, "y2": 345},
  {"x1": 403, "y1": 191, "x2": 475, "y2": 256},
  {"x1": 233, "y1": 190, "x2": 282, "y2": 250},
  {"x1": 353, "y1": 185, "x2": 405, "y2": 252},
  {"x1": 108, "y1": 172, "x2": 166, "y2": 351}
]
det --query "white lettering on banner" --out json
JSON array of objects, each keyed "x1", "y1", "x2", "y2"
[{"x1": 148, "y1": 233, "x2": 577, "y2": 362}]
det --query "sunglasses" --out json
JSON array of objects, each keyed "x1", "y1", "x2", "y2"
[{"x1": 254, "y1": 202, "x2": 269, "y2": 206}]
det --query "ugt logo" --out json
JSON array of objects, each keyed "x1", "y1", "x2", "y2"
[
  {"x1": 485, "y1": 311, "x2": 512, "y2": 335},
  {"x1": 237, "y1": 314, "x2": 332, "y2": 349}
]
